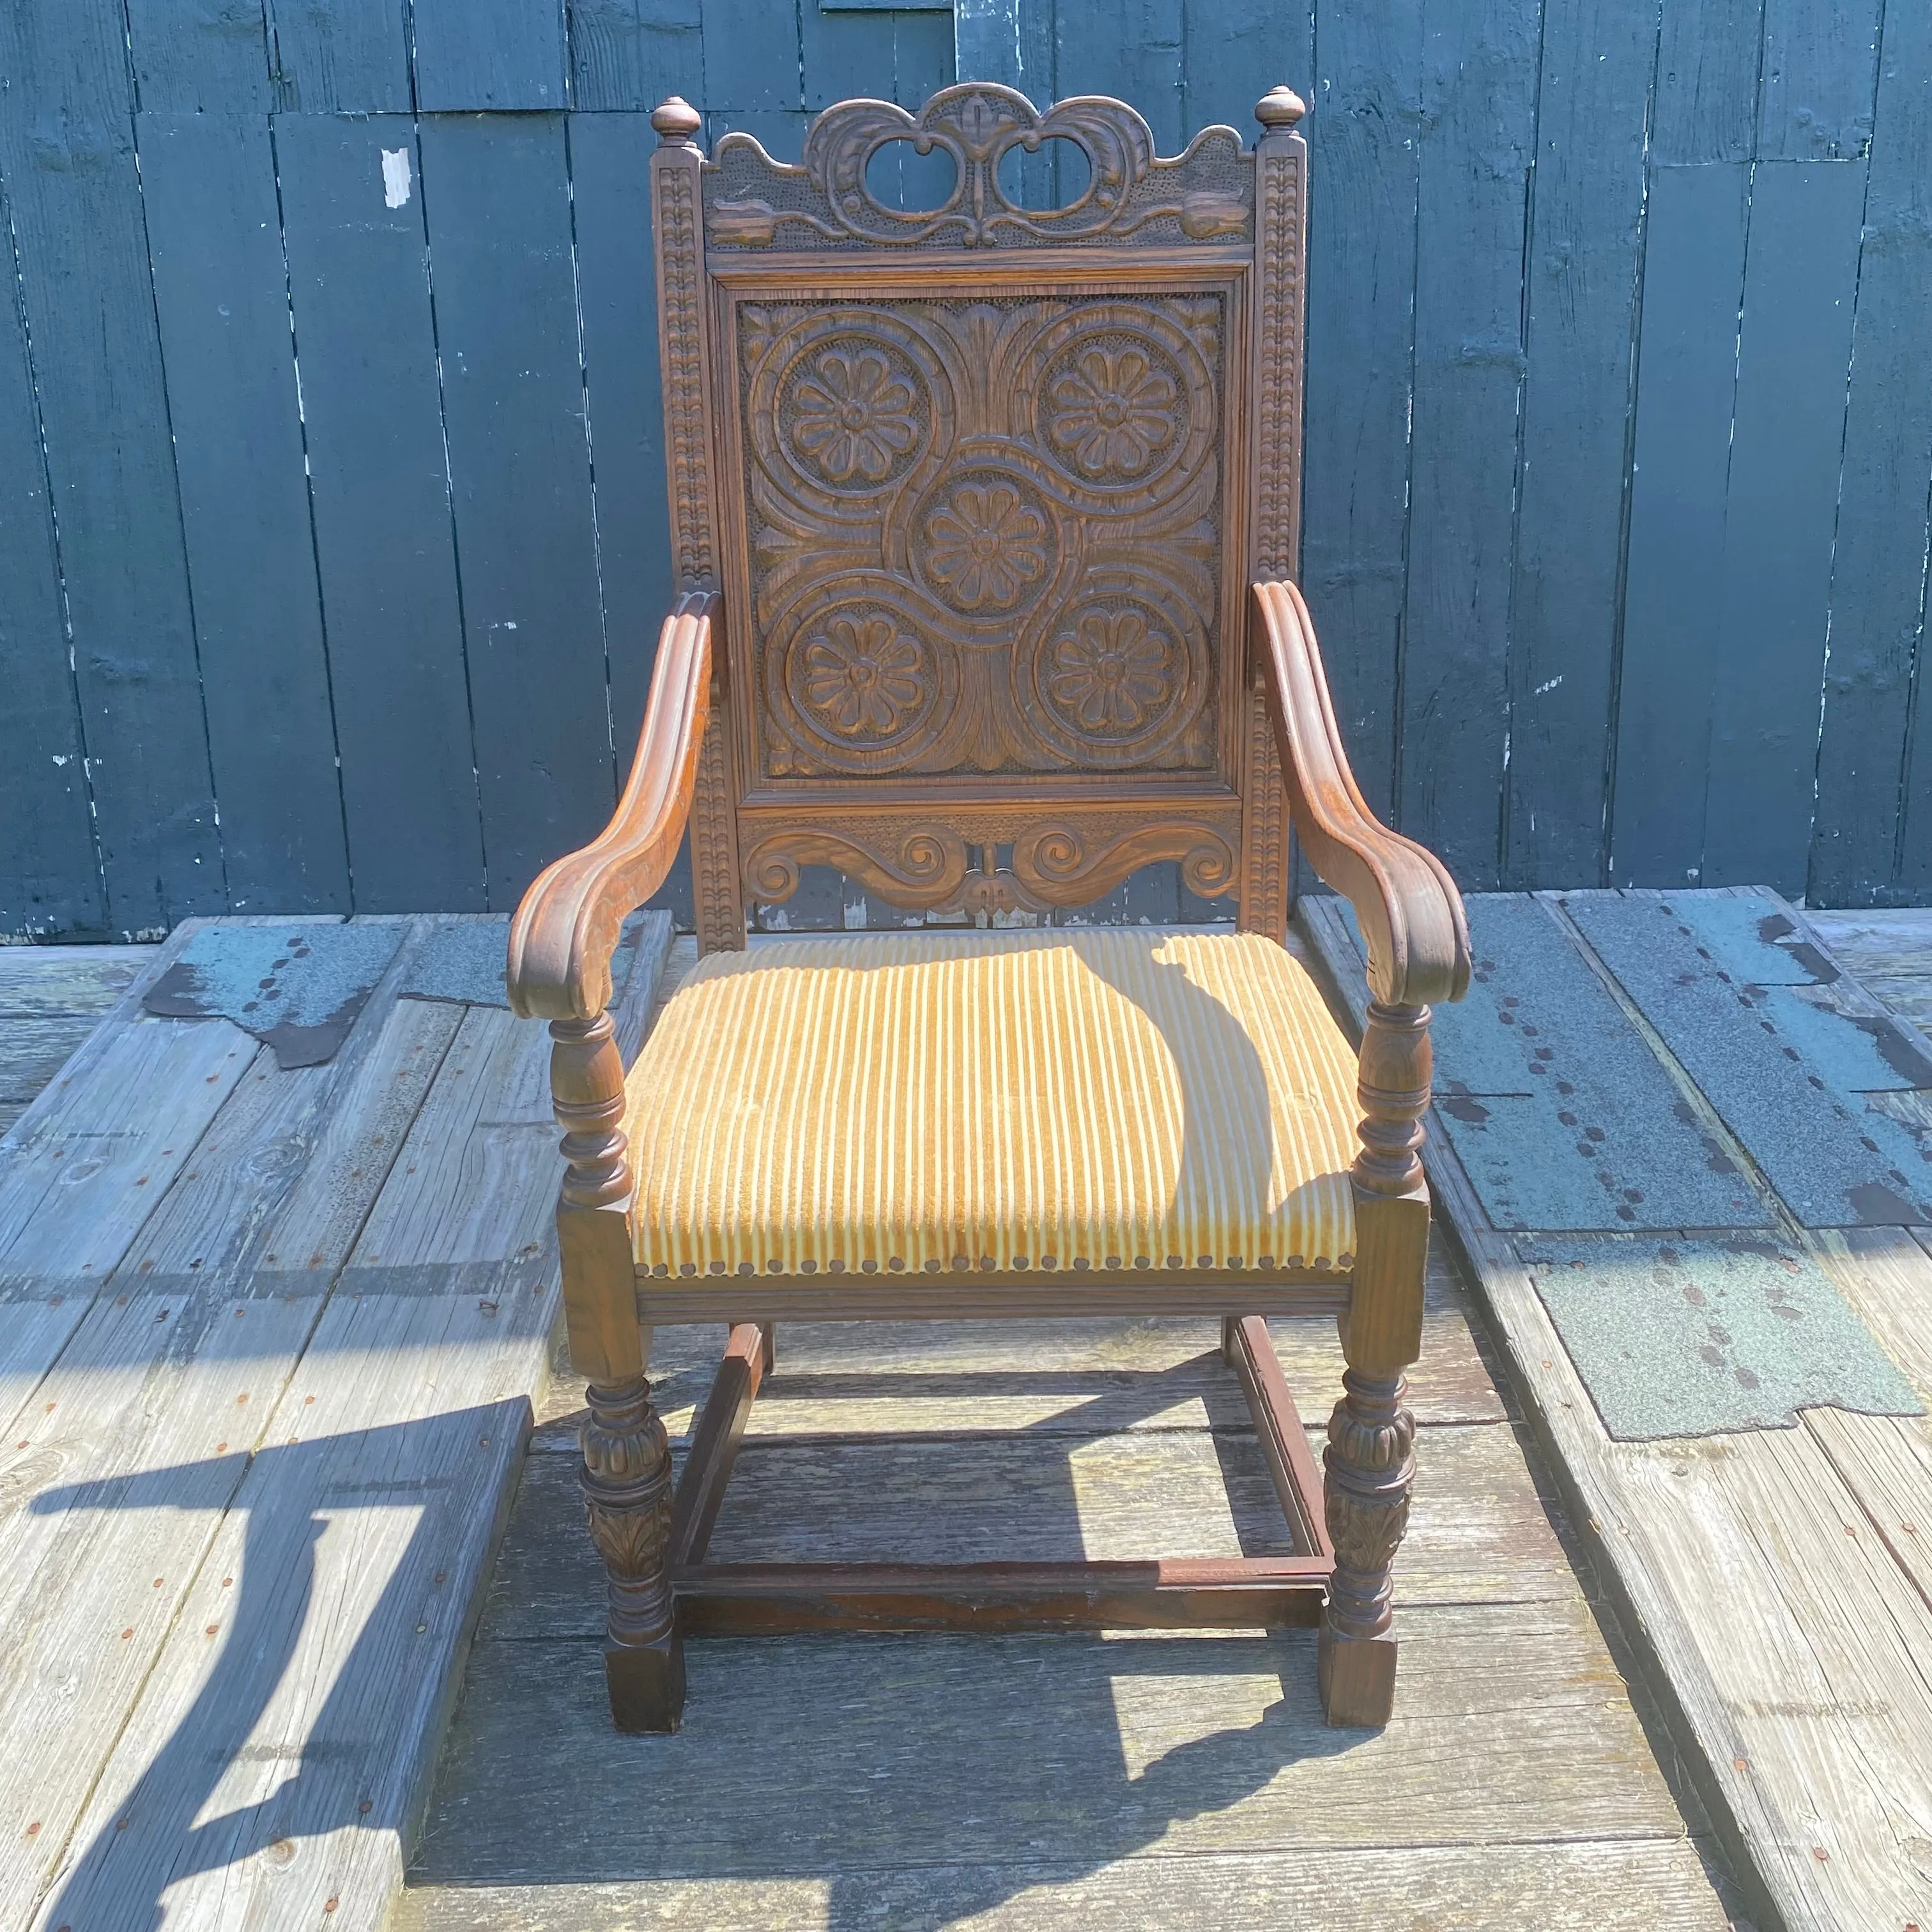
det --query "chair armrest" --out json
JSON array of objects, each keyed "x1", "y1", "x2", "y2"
[
  {"x1": 508, "y1": 592, "x2": 717, "y2": 1022},
  {"x1": 1251, "y1": 579, "x2": 1470, "y2": 1008}
]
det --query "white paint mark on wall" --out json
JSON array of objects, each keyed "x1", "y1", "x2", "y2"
[
  {"x1": 51, "y1": 754, "x2": 69, "y2": 766},
  {"x1": 381, "y1": 148, "x2": 412, "y2": 209},
  {"x1": 1535, "y1": 675, "x2": 1563, "y2": 696}
]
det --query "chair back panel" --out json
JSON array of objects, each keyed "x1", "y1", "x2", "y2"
[{"x1": 652, "y1": 85, "x2": 1307, "y2": 942}]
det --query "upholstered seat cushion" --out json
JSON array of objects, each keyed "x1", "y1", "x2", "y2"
[{"x1": 622, "y1": 929, "x2": 1361, "y2": 1280}]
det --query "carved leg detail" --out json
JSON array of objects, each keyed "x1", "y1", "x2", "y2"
[
  {"x1": 1319, "y1": 1368, "x2": 1415, "y2": 1726},
  {"x1": 582, "y1": 1374, "x2": 684, "y2": 1733}
]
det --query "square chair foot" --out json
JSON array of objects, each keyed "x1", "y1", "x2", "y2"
[
  {"x1": 1319, "y1": 1614, "x2": 1396, "y2": 1728},
  {"x1": 605, "y1": 1629, "x2": 686, "y2": 1734}
]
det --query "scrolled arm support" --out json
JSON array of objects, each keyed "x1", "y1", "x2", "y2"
[
  {"x1": 1250, "y1": 578, "x2": 1470, "y2": 1012},
  {"x1": 508, "y1": 592, "x2": 717, "y2": 1022}
]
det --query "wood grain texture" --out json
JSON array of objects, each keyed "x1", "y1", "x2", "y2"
[
  {"x1": 411, "y1": 0, "x2": 568, "y2": 109},
  {"x1": 571, "y1": 0, "x2": 704, "y2": 111},
  {"x1": 1396, "y1": 0, "x2": 1537, "y2": 890},
  {"x1": 1701, "y1": 160, "x2": 1866, "y2": 893},
  {"x1": 1501, "y1": 0, "x2": 1653, "y2": 887},
  {"x1": 1813, "y1": 0, "x2": 1932, "y2": 905},
  {"x1": 265, "y1": 0, "x2": 413, "y2": 111},
  {"x1": 0, "y1": 188, "x2": 101, "y2": 942},
  {"x1": 1609, "y1": 162, "x2": 1751, "y2": 889},
  {"x1": 140, "y1": 111, "x2": 350, "y2": 916},
  {"x1": 0, "y1": 0, "x2": 223, "y2": 936},
  {"x1": 275, "y1": 114, "x2": 487, "y2": 914},
  {"x1": 395, "y1": 1836, "x2": 1734, "y2": 1932},
  {"x1": 414, "y1": 1607, "x2": 1692, "y2": 1881},
  {"x1": 416, "y1": 114, "x2": 615, "y2": 911},
  {"x1": 124, "y1": 0, "x2": 272, "y2": 112}
]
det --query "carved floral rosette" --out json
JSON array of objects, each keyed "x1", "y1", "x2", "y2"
[{"x1": 738, "y1": 293, "x2": 1227, "y2": 783}]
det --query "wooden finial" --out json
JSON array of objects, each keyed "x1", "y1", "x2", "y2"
[
  {"x1": 1255, "y1": 86, "x2": 1307, "y2": 130},
  {"x1": 652, "y1": 96, "x2": 702, "y2": 144}
]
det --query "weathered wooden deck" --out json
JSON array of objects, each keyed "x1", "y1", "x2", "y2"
[
  {"x1": 0, "y1": 921, "x2": 1736, "y2": 1931},
  {"x1": 1303, "y1": 891, "x2": 1932, "y2": 1932}
]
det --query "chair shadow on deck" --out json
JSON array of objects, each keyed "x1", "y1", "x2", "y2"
[
  {"x1": 27, "y1": 940, "x2": 1357, "y2": 1930},
  {"x1": 29, "y1": 1402, "x2": 528, "y2": 1932},
  {"x1": 415, "y1": 1349, "x2": 1365, "y2": 1932}
]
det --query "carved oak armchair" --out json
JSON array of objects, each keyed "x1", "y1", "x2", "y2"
[{"x1": 507, "y1": 82, "x2": 1469, "y2": 1735}]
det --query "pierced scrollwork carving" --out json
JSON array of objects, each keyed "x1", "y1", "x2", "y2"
[{"x1": 705, "y1": 84, "x2": 1252, "y2": 253}]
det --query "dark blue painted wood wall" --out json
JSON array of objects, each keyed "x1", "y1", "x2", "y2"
[{"x1": 1, "y1": 0, "x2": 1927, "y2": 939}]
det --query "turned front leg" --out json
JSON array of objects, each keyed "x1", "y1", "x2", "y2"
[
  {"x1": 582, "y1": 1369, "x2": 683, "y2": 1731},
  {"x1": 1323, "y1": 997, "x2": 1430, "y2": 1727},
  {"x1": 551, "y1": 1009, "x2": 685, "y2": 1731}
]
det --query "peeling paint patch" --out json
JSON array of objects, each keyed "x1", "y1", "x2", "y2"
[{"x1": 381, "y1": 148, "x2": 412, "y2": 209}]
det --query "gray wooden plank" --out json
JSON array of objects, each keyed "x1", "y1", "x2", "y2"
[
  {"x1": 1565, "y1": 891, "x2": 1932, "y2": 1226},
  {"x1": 0, "y1": 945, "x2": 156, "y2": 1018},
  {"x1": 1758, "y1": 0, "x2": 1883, "y2": 160},
  {"x1": 124, "y1": 0, "x2": 273, "y2": 112},
  {"x1": 1501, "y1": 0, "x2": 1653, "y2": 887},
  {"x1": 412, "y1": 1611, "x2": 1689, "y2": 1887},
  {"x1": 26, "y1": 920, "x2": 670, "y2": 1932},
  {"x1": 275, "y1": 113, "x2": 487, "y2": 914},
  {"x1": 0, "y1": 197, "x2": 102, "y2": 942},
  {"x1": 1822, "y1": 3, "x2": 1932, "y2": 905},
  {"x1": 1651, "y1": 0, "x2": 1765, "y2": 165},
  {"x1": 0, "y1": 0, "x2": 224, "y2": 937},
  {"x1": 568, "y1": 0, "x2": 703, "y2": 111},
  {"x1": 412, "y1": 0, "x2": 569, "y2": 110},
  {"x1": 1054, "y1": 0, "x2": 1184, "y2": 154},
  {"x1": 1702, "y1": 160, "x2": 1866, "y2": 894},
  {"x1": 1608, "y1": 162, "x2": 1750, "y2": 889},
  {"x1": 140, "y1": 112, "x2": 351, "y2": 917},
  {"x1": 565, "y1": 111, "x2": 693, "y2": 930},
  {"x1": 699, "y1": 0, "x2": 802, "y2": 112},
  {"x1": 1298, "y1": 0, "x2": 1425, "y2": 824},
  {"x1": 416, "y1": 114, "x2": 613, "y2": 912},
  {"x1": 264, "y1": 0, "x2": 413, "y2": 111},
  {"x1": 1395, "y1": 0, "x2": 1538, "y2": 890},
  {"x1": 1183, "y1": 0, "x2": 1307, "y2": 146},
  {"x1": 0, "y1": 926, "x2": 455, "y2": 1930},
  {"x1": 395, "y1": 1837, "x2": 1735, "y2": 1932},
  {"x1": 0, "y1": 1015, "x2": 107, "y2": 1107}
]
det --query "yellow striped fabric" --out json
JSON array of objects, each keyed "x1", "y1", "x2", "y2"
[{"x1": 624, "y1": 928, "x2": 1360, "y2": 1280}]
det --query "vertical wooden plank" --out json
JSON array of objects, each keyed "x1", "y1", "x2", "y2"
[
  {"x1": 1300, "y1": 0, "x2": 1425, "y2": 825},
  {"x1": 956, "y1": 0, "x2": 1027, "y2": 89},
  {"x1": 699, "y1": 0, "x2": 802, "y2": 113},
  {"x1": 1183, "y1": 1, "x2": 1309, "y2": 146},
  {"x1": 1701, "y1": 160, "x2": 1864, "y2": 891},
  {"x1": 1608, "y1": 164, "x2": 1749, "y2": 888},
  {"x1": 1055, "y1": 0, "x2": 1183, "y2": 154},
  {"x1": 1651, "y1": 0, "x2": 1764, "y2": 165},
  {"x1": 1395, "y1": 0, "x2": 1538, "y2": 889},
  {"x1": 141, "y1": 113, "x2": 351, "y2": 916},
  {"x1": 0, "y1": 0, "x2": 224, "y2": 936},
  {"x1": 123, "y1": 0, "x2": 273, "y2": 112},
  {"x1": 1813, "y1": 0, "x2": 1932, "y2": 904},
  {"x1": 1758, "y1": 0, "x2": 1883, "y2": 160},
  {"x1": 569, "y1": 110, "x2": 693, "y2": 927},
  {"x1": 276, "y1": 114, "x2": 486, "y2": 914},
  {"x1": 802, "y1": 4, "x2": 898, "y2": 112},
  {"x1": 417, "y1": 114, "x2": 613, "y2": 909},
  {"x1": 412, "y1": 0, "x2": 570, "y2": 111},
  {"x1": 569, "y1": 0, "x2": 704, "y2": 112},
  {"x1": 265, "y1": 0, "x2": 411, "y2": 111},
  {"x1": 1502, "y1": 0, "x2": 1655, "y2": 887},
  {"x1": 0, "y1": 181, "x2": 101, "y2": 939}
]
